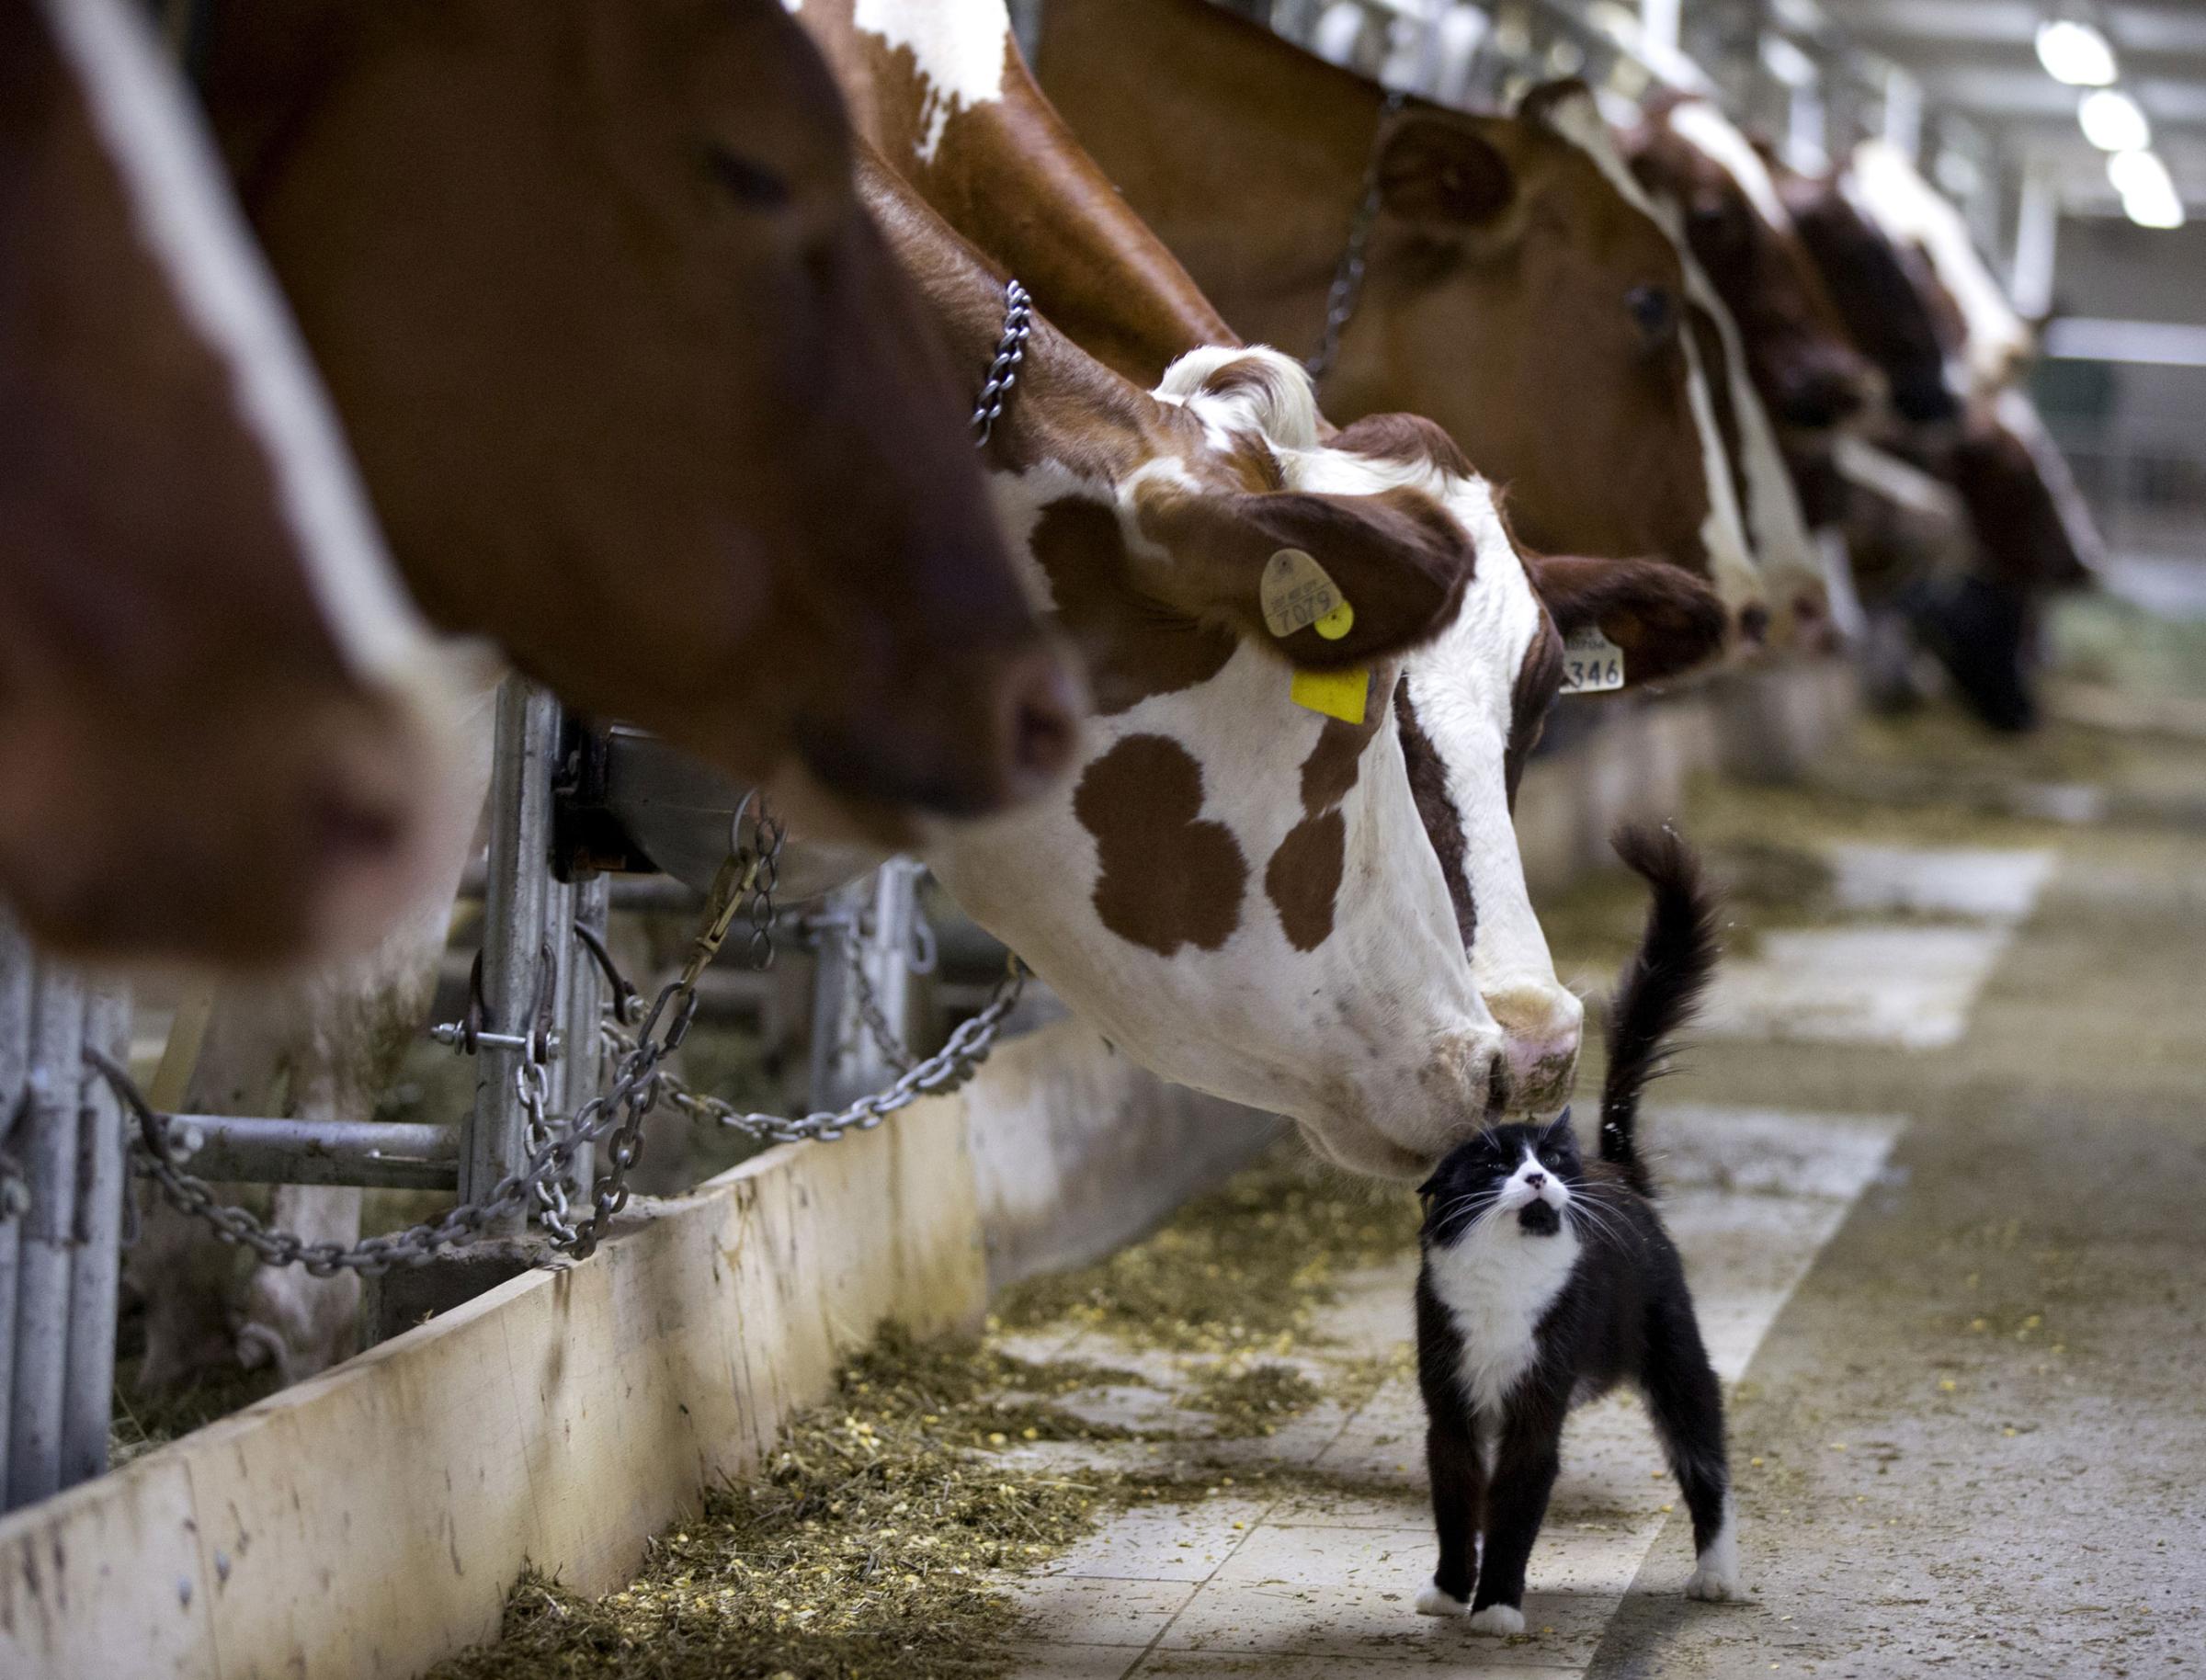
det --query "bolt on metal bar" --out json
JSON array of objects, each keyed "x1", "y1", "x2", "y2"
[
  {"x1": 60, "y1": 986, "x2": 127, "y2": 1487},
  {"x1": 463, "y1": 677, "x2": 563, "y2": 1233},
  {"x1": 6, "y1": 964, "x2": 83, "y2": 1509},
  {"x1": 161, "y1": 1115, "x2": 461, "y2": 1190}
]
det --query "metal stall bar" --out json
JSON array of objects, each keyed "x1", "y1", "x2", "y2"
[
  {"x1": 0, "y1": 914, "x2": 31, "y2": 1507},
  {"x1": 6, "y1": 964, "x2": 84, "y2": 1508},
  {"x1": 60, "y1": 986, "x2": 127, "y2": 1487},
  {"x1": 808, "y1": 859, "x2": 925, "y2": 1112},
  {"x1": 462, "y1": 676, "x2": 563, "y2": 1232},
  {"x1": 559, "y1": 876, "x2": 610, "y2": 1206}
]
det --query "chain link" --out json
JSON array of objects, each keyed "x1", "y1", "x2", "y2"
[
  {"x1": 1304, "y1": 89, "x2": 1410, "y2": 383},
  {"x1": 91, "y1": 811, "x2": 788, "y2": 1272},
  {"x1": 97, "y1": 798, "x2": 1026, "y2": 1270},
  {"x1": 972, "y1": 278, "x2": 1033, "y2": 447},
  {"x1": 609, "y1": 957, "x2": 1024, "y2": 1149}
]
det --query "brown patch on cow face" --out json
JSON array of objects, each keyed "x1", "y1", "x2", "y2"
[
  {"x1": 1029, "y1": 496, "x2": 1239, "y2": 716},
  {"x1": 1263, "y1": 673, "x2": 1390, "y2": 950},
  {"x1": 1266, "y1": 809, "x2": 1347, "y2": 952},
  {"x1": 1393, "y1": 687, "x2": 1475, "y2": 953},
  {"x1": 1074, "y1": 734, "x2": 1245, "y2": 956}
]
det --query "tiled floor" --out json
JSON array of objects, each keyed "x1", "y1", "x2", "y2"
[{"x1": 995, "y1": 840, "x2": 2053, "y2": 1679}]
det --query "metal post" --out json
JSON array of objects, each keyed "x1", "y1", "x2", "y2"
[
  {"x1": 560, "y1": 876, "x2": 609, "y2": 1200},
  {"x1": 0, "y1": 914, "x2": 32, "y2": 1508},
  {"x1": 462, "y1": 676, "x2": 561, "y2": 1232},
  {"x1": 60, "y1": 985, "x2": 126, "y2": 1488},
  {"x1": 6, "y1": 964, "x2": 84, "y2": 1508},
  {"x1": 808, "y1": 860, "x2": 923, "y2": 1112}
]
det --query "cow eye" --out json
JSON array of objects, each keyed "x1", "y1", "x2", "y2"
[
  {"x1": 706, "y1": 144, "x2": 791, "y2": 210},
  {"x1": 1627, "y1": 283, "x2": 1676, "y2": 343}
]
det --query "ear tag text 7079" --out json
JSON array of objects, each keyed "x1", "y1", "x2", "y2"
[
  {"x1": 1560, "y1": 626, "x2": 1625, "y2": 695},
  {"x1": 1264, "y1": 547, "x2": 1370, "y2": 722}
]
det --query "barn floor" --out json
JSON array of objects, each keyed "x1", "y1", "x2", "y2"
[{"x1": 435, "y1": 687, "x2": 2206, "y2": 1680}]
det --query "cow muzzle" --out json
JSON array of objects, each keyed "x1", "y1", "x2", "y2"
[{"x1": 1484, "y1": 981, "x2": 1586, "y2": 1114}]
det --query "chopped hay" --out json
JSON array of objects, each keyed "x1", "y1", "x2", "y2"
[
  {"x1": 994, "y1": 1141, "x2": 1420, "y2": 1352},
  {"x1": 1175, "y1": 1359, "x2": 1323, "y2": 1436},
  {"x1": 426, "y1": 1328, "x2": 1169, "y2": 1680}
]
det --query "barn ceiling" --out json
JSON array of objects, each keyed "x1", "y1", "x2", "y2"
[{"x1": 1840, "y1": 1, "x2": 2206, "y2": 210}]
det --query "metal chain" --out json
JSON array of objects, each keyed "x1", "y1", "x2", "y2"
[
  {"x1": 87, "y1": 810, "x2": 787, "y2": 1273},
  {"x1": 847, "y1": 957, "x2": 916, "y2": 1075},
  {"x1": 972, "y1": 278, "x2": 1033, "y2": 446},
  {"x1": 1305, "y1": 88, "x2": 1411, "y2": 383},
  {"x1": 608, "y1": 957, "x2": 1024, "y2": 1149}
]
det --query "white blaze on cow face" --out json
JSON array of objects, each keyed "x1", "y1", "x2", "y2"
[
  {"x1": 1529, "y1": 87, "x2": 1767, "y2": 638},
  {"x1": 41, "y1": 0, "x2": 441, "y2": 686},
  {"x1": 847, "y1": 0, "x2": 1012, "y2": 161},
  {"x1": 1665, "y1": 99, "x2": 1793, "y2": 233},
  {"x1": 925, "y1": 347, "x2": 1575, "y2": 1180}
]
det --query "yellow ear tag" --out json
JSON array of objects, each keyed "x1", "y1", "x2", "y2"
[
  {"x1": 1291, "y1": 665, "x2": 1371, "y2": 724},
  {"x1": 1313, "y1": 600, "x2": 1355, "y2": 641}
]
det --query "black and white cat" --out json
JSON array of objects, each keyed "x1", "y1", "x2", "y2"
[{"x1": 1413, "y1": 824, "x2": 1740, "y2": 1632}]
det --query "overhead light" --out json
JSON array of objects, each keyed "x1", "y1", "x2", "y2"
[
  {"x1": 2109, "y1": 148, "x2": 2187, "y2": 229},
  {"x1": 2078, "y1": 88, "x2": 2150, "y2": 152},
  {"x1": 2036, "y1": 17, "x2": 2117, "y2": 87}
]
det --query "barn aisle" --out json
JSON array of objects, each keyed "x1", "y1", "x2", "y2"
[
  {"x1": 424, "y1": 698, "x2": 2206, "y2": 1680},
  {"x1": 977, "y1": 705, "x2": 2206, "y2": 1680}
]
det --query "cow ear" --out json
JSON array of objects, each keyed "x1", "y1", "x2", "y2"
[
  {"x1": 1133, "y1": 484, "x2": 1475, "y2": 669},
  {"x1": 1377, "y1": 116, "x2": 1515, "y2": 229},
  {"x1": 1530, "y1": 554, "x2": 1728, "y2": 684}
]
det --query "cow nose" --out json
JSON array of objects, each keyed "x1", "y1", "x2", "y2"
[
  {"x1": 997, "y1": 643, "x2": 1082, "y2": 799},
  {"x1": 1736, "y1": 602, "x2": 1771, "y2": 647},
  {"x1": 1485, "y1": 982, "x2": 1585, "y2": 1113}
]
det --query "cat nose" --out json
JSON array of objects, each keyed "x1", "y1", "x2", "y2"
[{"x1": 1523, "y1": 1172, "x2": 1547, "y2": 1190}]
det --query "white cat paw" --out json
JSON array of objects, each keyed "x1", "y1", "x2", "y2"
[
  {"x1": 1415, "y1": 1583, "x2": 1470, "y2": 1618},
  {"x1": 1685, "y1": 1562, "x2": 1743, "y2": 1602},
  {"x1": 1468, "y1": 1604, "x2": 1526, "y2": 1635}
]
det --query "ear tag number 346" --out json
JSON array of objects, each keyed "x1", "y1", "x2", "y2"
[{"x1": 1561, "y1": 626, "x2": 1625, "y2": 695}]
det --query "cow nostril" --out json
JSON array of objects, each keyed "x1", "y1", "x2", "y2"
[
  {"x1": 1737, "y1": 604, "x2": 1771, "y2": 646},
  {"x1": 1001, "y1": 648, "x2": 1082, "y2": 790}
]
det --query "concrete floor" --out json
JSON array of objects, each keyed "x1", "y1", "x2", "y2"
[{"x1": 990, "y1": 712, "x2": 2206, "y2": 1679}]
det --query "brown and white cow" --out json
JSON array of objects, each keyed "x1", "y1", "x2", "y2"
[
  {"x1": 193, "y1": 0, "x2": 1078, "y2": 839},
  {"x1": 802, "y1": 0, "x2": 1729, "y2": 1088},
  {"x1": 1032, "y1": 0, "x2": 1768, "y2": 641},
  {"x1": 2, "y1": 0, "x2": 472, "y2": 967},
  {"x1": 865, "y1": 158, "x2": 1725, "y2": 1177}
]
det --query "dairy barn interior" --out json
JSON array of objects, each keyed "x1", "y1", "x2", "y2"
[{"x1": 3, "y1": 0, "x2": 2203, "y2": 1675}]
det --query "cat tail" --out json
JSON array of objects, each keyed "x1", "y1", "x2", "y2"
[{"x1": 1600, "y1": 823, "x2": 1723, "y2": 1198}]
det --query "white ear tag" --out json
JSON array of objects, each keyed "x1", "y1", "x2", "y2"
[
  {"x1": 1260, "y1": 548, "x2": 1346, "y2": 639},
  {"x1": 1560, "y1": 626, "x2": 1625, "y2": 694}
]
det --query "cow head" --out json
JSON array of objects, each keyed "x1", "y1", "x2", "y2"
[
  {"x1": 1784, "y1": 171, "x2": 1962, "y2": 428},
  {"x1": 1630, "y1": 98, "x2": 1873, "y2": 432},
  {"x1": 1, "y1": 0, "x2": 475, "y2": 968},
  {"x1": 879, "y1": 163, "x2": 1727, "y2": 1172},
  {"x1": 197, "y1": 0, "x2": 1078, "y2": 842},
  {"x1": 1290, "y1": 82, "x2": 1759, "y2": 650}
]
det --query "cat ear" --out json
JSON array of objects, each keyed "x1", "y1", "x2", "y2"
[
  {"x1": 1416, "y1": 1172, "x2": 1441, "y2": 1200},
  {"x1": 1542, "y1": 1108, "x2": 1576, "y2": 1147}
]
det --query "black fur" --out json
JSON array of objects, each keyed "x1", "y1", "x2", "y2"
[
  {"x1": 1601, "y1": 823, "x2": 1722, "y2": 1196},
  {"x1": 1412, "y1": 826, "x2": 1731, "y2": 1623}
]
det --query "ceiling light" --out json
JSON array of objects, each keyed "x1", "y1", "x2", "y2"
[
  {"x1": 2078, "y1": 88, "x2": 2150, "y2": 153},
  {"x1": 2109, "y1": 148, "x2": 2187, "y2": 229},
  {"x1": 2036, "y1": 17, "x2": 2117, "y2": 87}
]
